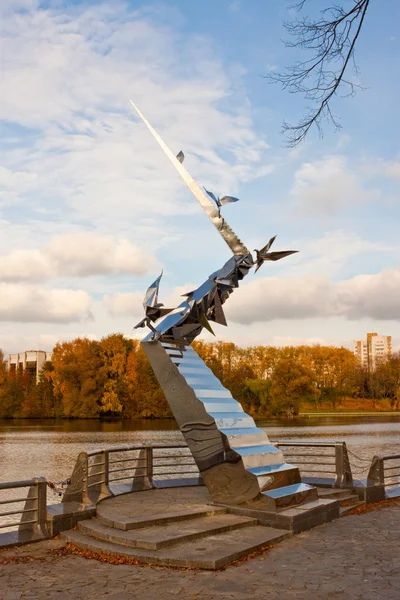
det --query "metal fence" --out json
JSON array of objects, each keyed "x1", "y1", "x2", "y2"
[
  {"x1": 0, "y1": 478, "x2": 48, "y2": 543},
  {"x1": 63, "y1": 440, "x2": 354, "y2": 506},
  {"x1": 274, "y1": 441, "x2": 353, "y2": 488},
  {"x1": 0, "y1": 439, "x2": 369, "y2": 541},
  {"x1": 367, "y1": 453, "x2": 400, "y2": 500},
  {"x1": 64, "y1": 442, "x2": 201, "y2": 505}
]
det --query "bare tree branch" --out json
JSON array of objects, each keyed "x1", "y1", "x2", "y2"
[{"x1": 266, "y1": 0, "x2": 371, "y2": 146}]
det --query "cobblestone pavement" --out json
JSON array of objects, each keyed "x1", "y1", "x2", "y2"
[{"x1": 1, "y1": 503, "x2": 399, "y2": 600}]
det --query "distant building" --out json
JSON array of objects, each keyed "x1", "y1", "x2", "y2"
[
  {"x1": 6, "y1": 350, "x2": 52, "y2": 383},
  {"x1": 354, "y1": 333, "x2": 392, "y2": 370}
]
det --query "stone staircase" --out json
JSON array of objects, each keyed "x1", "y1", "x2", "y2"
[
  {"x1": 61, "y1": 487, "x2": 341, "y2": 569},
  {"x1": 62, "y1": 500, "x2": 291, "y2": 569},
  {"x1": 316, "y1": 487, "x2": 363, "y2": 516}
]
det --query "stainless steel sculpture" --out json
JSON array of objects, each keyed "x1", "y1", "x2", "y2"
[{"x1": 131, "y1": 102, "x2": 316, "y2": 510}]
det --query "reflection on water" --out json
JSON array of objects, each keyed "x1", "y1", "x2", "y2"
[{"x1": 1, "y1": 416, "x2": 400, "y2": 486}]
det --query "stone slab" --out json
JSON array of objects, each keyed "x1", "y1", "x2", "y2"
[
  {"x1": 46, "y1": 502, "x2": 96, "y2": 536},
  {"x1": 0, "y1": 529, "x2": 49, "y2": 549},
  {"x1": 97, "y1": 506, "x2": 227, "y2": 531},
  {"x1": 221, "y1": 497, "x2": 340, "y2": 532},
  {"x1": 79, "y1": 513, "x2": 257, "y2": 549},
  {"x1": 62, "y1": 524, "x2": 291, "y2": 569}
]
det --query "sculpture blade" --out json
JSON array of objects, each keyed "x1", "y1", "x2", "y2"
[
  {"x1": 219, "y1": 196, "x2": 239, "y2": 206},
  {"x1": 264, "y1": 250, "x2": 298, "y2": 262},
  {"x1": 130, "y1": 101, "x2": 249, "y2": 256},
  {"x1": 204, "y1": 187, "x2": 219, "y2": 205},
  {"x1": 260, "y1": 235, "x2": 277, "y2": 254},
  {"x1": 143, "y1": 271, "x2": 163, "y2": 309}
]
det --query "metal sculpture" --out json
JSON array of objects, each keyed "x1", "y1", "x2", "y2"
[{"x1": 131, "y1": 102, "x2": 316, "y2": 510}]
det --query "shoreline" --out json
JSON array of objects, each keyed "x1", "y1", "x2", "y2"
[{"x1": 300, "y1": 411, "x2": 400, "y2": 417}]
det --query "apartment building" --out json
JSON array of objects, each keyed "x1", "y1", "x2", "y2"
[
  {"x1": 353, "y1": 333, "x2": 392, "y2": 370},
  {"x1": 6, "y1": 350, "x2": 52, "y2": 383}
]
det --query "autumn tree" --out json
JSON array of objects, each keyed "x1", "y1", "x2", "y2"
[
  {"x1": 124, "y1": 341, "x2": 170, "y2": 418},
  {"x1": 99, "y1": 334, "x2": 134, "y2": 415},
  {"x1": 51, "y1": 338, "x2": 106, "y2": 418},
  {"x1": 270, "y1": 356, "x2": 316, "y2": 416},
  {"x1": 243, "y1": 378, "x2": 272, "y2": 417}
]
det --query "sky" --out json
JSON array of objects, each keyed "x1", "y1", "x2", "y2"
[{"x1": 0, "y1": 0, "x2": 399, "y2": 355}]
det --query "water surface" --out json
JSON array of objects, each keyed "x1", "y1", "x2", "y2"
[{"x1": 2, "y1": 416, "x2": 400, "y2": 486}]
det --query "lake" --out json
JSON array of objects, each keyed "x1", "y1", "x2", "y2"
[{"x1": 2, "y1": 416, "x2": 400, "y2": 490}]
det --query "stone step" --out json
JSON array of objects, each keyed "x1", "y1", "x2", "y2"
[
  {"x1": 178, "y1": 365, "x2": 212, "y2": 375},
  {"x1": 219, "y1": 427, "x2": 267, "y2": 447},
  {"x1": 209, "y1": 413, "x2": 255, "y2": 429},
  {"x1": 96, "y1": 505, "x2": 227, "y2": 531},
  {"x1": 79, "y1": 513, "x2": 257, "y2": 550},
  {"x1": 202, "y1": 400, "x2": 244, "y2": 413},
  {"x1": 233, "y1": 443, "x2": 283, "y2": 468},
  {"x1": 225, "y1": 497, "x2": 340, "y2": 534},
  {"x1": 248, "y1": 463, "x2": 298, "y2": 477},
  {"x1": 339, "y1": 501, "x2": 364, "y2": 517},
  {"x1": 263, "y1": 483, "x2": 318, "y2": 508},
  {"x1": 247, "y1": 463, "x2": 301, "y2": 492},
  {"x1": 337, "y1": 493, "x2": 361, "y2": 506},
  {"x1": 316, "y1": 487, "x2": 354, "y2": 500},
  {"x1": 316, "y1": 488, "x2": 361, "y2": 506},
  {"x1": 62, "y1": 525, "x2": 291, "y2": 569},
  {"x1": 195, "y1": 389, "x2": 232, "y2": 399}
]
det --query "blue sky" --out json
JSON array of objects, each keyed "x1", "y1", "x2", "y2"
[{"x1": 0, "y1": 0, "x2": 399, "y2": 353}]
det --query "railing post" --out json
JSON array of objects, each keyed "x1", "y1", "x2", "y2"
[
  {"x1": 89, "y1": 450, "x2": 112, "y2": 502},
  {"x1": 366, "y1": 455, "x2": 385, "y2": 503},
  {"x1": 146, "y1": 446, "x2": 155, "y2": 489},
  {"x1": 19, "y1": 477, "x2": 49, "y2": 540},
  {"x1": 81, "y1": 453, "x2": 91, "y2": 505},
  {"x1": 35, "y1": 477, "x2": 49, "y2": 536},
  {"x1": 100, "y1": 450, "x2": 113, "y2": 499},
  {"x1": 334, "y1": 442, "x2": 353, "y2": 488},
  {"x1": 63, "y1": 452, "x2": 91, "y2": 505}
]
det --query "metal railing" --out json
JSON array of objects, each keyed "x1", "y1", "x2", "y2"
[
  {"x1": 0, "y1": 440, "x2": 356, "y2": 530},
  {"x1": 62, "y1": 440, "x2": 354, "y2": 506},
  {"x1": 274, "y1": 441, "x2": 353, "y2": 488},
  {"x1": 367, "y1": 454, "x2": 400, "y2": 500},
  {"x1": 0, "y1": 478, "x2": 48, "y2": 537},
  {"x1": 63, "y1": 442, "x2": 201, "y2": 505},
  {"x1": 0, "y1": 440, "x2": 385, "y2": 547}
]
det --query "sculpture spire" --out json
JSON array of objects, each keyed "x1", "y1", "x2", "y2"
[{"x1": 130, "y1": 101, "x2": 249, "y2": 256}]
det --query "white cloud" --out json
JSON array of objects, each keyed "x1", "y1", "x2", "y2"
[
  {"x1": 226, "y1": 266, "x2": 400, "y2": 324},
  {"x1": 292, "y1": 230, "x2": 398, "y2": 278},
  {"x1": 103, "y1": 291, "x2": 144, "y2": 317},
  {"x1": 0, "y1": 1, "x2": 270, "y2": 228},
  {"x1": 46, "y1": 233, "x2": 156, "y2": 278},
  {"x1": 0, "y1": 233, "x2": 158, "y2": 281},
  {"x1": 290, "y1": 155, "x2": 381, "y2": 215},
  {"x1": 0, "y1": 284, "x2": 93, "y2": 323}
]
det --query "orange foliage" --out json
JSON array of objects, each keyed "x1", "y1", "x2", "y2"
[{"x1": 0, "y1": 338, "x2": 399, "y2": 419}]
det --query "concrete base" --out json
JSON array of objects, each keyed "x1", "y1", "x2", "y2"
[
  {"x1": 47, "y1": 502, "x2": 96, "y2": 536},
  {"x1": 218, "y1": 498, "x2": 340, "y2": 534},
  {"x1": 0, "y1": 528, "x2": 50, "y2": 550}
]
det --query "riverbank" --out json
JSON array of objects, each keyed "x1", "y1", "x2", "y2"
[
  {"x1": 1, "y1": 500, "x2": 399, "y2": 599},
  {"x1": 300, "y1": 411, "x2": 400, "y2": 417},
  {"x1": 301, "y1": 397, "x2": 399, "y2": 413}
]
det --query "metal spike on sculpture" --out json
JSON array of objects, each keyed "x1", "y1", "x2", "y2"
[{"x1": 131, "y1": 101, "x2": 316, "y2": 511}]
